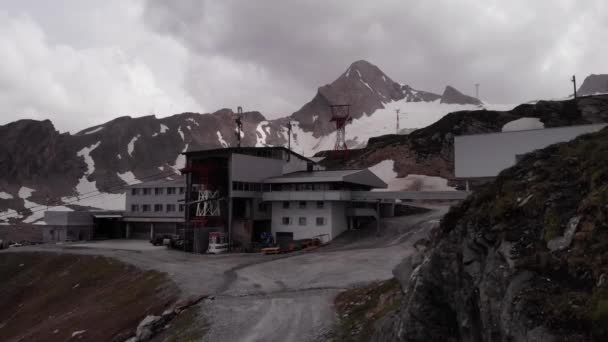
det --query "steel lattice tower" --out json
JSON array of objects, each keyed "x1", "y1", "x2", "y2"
[{"x1": 329, "y1": 104, "x2": 352, "y2": 151}]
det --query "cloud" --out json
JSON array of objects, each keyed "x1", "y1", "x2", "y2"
[
  {"x1": 144, "y1": 0, "x2": 608, "y2": 105},
  {"x1": 0, "y1": 1, "x2": 198, "y2": 132},
  {"x1": 1, "y1": 0, "x2": 608, "y2": 132}
]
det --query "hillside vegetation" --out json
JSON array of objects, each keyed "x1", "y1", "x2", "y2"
[
  {"x1": 0, "y1": 252, "x2": 177, "y2": 341},
  {"x1": 374, "y1": 127, "x2": 608, "y2": 341}
]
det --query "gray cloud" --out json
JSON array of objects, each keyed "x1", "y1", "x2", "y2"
[{"x1": 0, "y1": 0, "x2": 607, "y2": 131}]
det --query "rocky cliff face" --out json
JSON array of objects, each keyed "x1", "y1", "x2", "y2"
[
  {"x1": 325, "y1": 95, "x2": 608, "y2": 183},
  {"x1": 373, "y1": 127, "x2": 608, "y2": 341},
  {"x1": 578, "y1": 74, "x2": 608, "y2": 96},
  {"x1": 291, "y1": 60, "x2": 441, "y2": 137}
]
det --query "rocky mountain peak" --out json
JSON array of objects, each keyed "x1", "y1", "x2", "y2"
[
  {"x1": 578, "y1": 74, "x2": 608, "y2": 96},
  {"x1": 440, "y1": 85, "x2": 482, "y2": 105}
]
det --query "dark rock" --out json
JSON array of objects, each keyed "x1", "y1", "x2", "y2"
[
  {"x1": 440, "y1": 85, "x2": 482, "y2": 105},
  {"x1": 578, "y1": 74, "x2": 608, "y2": 96}
]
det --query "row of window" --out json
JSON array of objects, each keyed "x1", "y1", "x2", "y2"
[
  {"x1": 282, "y1": 217, "x2": 325, "y2": 226},
  {"x1": 131, "y1": 187, "x2": 185, "y2": 196},
  {"x1": 232, "y1": 182, "x2": 268, "y2": 192},
  {"x1": 282, "y1": 201, "x2": 324, "y2": 209},
  {"x1": 131, "y1": 204, "x2": 185, "y2": 213}
]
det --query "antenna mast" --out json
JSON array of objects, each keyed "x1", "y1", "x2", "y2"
[
  {"x1": 395, "y1": 109, "x2": 400, "y2": 134},
  {"x1": 329, "y1": 104, "x2": 352, "y2": 154},
  {"x1": 475, "y1": 83, "x2": 480, "y2": 99},
  {"x1": 571, "y1": 75, "x2": 577, "y2": 99},
  {"x1": 235, "y1": 106, "x2": 243, "y2": 147}
]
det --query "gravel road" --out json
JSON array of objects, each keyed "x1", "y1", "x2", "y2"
[{"x1": 3, "y1": 204, "x2": 449, "y2": 341}]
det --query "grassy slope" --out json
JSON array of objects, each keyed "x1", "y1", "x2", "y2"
[{"x1": 0, "y1": 252, "x2": 178, "y2": 342}]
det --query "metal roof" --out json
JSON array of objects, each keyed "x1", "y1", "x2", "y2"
[
  {"x1": 182, "y1": 146, "x2": 314, "y2": 163},
  {"x1": 264, "y1": 169, "x2": 387, "y2": 188}
]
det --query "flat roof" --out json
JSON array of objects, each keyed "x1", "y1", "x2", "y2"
[
  {"x1": 183, "y1": 146, "x2": 314, "y2": 163},
  {"x1": 265, "y1": 169, "x2": 387, "y2": 188}
]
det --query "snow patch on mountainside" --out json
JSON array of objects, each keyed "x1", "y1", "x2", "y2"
[
  {"x1": 256, "y1": 121, "x2": 271, "y2": 147},
  {"x1": 174, "y1": 143, "x2": 189, "y2": 169},
  {"x1": 217, "y1": 131, "x2": 229, "y2": 147},
  {"x1": 83, "y1": 126, "x2": 103, "y2": 135},
  {"x1": 178, "y1": 127, "x2": 185, "y2": 140},
  {"x1": 369, "y1": 160, "x2": 455, "y2": 191},
  {"x1": 117, "y1": 171, "x2": 138, "y2": 184},
  {"x1": 0, "y1": 192, "x2": 13, "y2": 199},
  {"x1": 285, "y1": 99, "x2": 516, "y2": 156},
  {"x1": 128, "y1": 135, "x2": 140, "y2": 156},
  {"x1": 502, "y1": 117, "x2": 545, "y2": 132},
  {"x1": 160, "y1": 124, "x2": 169, "y2": 133}
]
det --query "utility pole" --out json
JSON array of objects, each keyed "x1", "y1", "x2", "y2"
[
  {"x1": 235, "y1": 106, "x2": 243, "y2": 147},
  {"x1": 571, "y1": 75, "x2": 577, "y2": 99},
  {"x1": 475, "y1": 83, "x2": 480, "y2": 99},
  {"x1": 285, "y1": 121, "x2": 293, "y2": 161},
  {"x1": 395, "y1": 109, "x2": 400, "y2": 134}
]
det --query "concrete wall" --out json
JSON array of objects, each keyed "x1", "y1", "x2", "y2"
[
  {"x1": 270, "y1": 200, "x2": 346, "y2": 241},
  {"x1": 44, "y1": 211, "x2": 94, "y2": 226},
  {"x1": 455, "y1": 124, "x2": 606, "y2": 178},
  {"x1": 231, "y1": 154, "x2": 284, "y2": 182},
  {"x1": 43, "y1": 225, "x2": 93, "y2": 242},
  {"x1": 125, "y1": 182, "x2": 185, "y2": 219}
]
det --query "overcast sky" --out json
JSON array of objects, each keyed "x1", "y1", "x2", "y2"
[{"x1": 0, "y1": 0, "x2": 606, "y2": 132}]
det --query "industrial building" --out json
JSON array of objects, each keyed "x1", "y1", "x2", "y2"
[
  {"x1": 180, "y1": 146, "x2": 388, "y2": 252},
  {"x1": 454, "y1": 123, "x2": 607, "y2": 188}
]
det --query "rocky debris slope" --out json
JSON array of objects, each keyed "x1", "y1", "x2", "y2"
[
  {"x1": 320, "y1": 95, "x2": 608, "y2": 183},
  {"x1": 440, "y1": 85, "x2": 482, "y2": 105},
  {"x1": 373, "y1": 127, "x2": 608, "y2": 341},
  {"x1": 578, "y1": 74, "x2": 608, "y2": 96}
]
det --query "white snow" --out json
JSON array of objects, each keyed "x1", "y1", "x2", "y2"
[
  {"x1": 382, "y1": 75, "x2": 387, "y2": 82},
  {"x1": 82, "y1": 126, "x2": 103, "y2": 135},
  {"x1": 173, "y1": 143, "x2": 189, "y2": 169},
  {"x1": 369, "y1": 160, "x2": 455, "y2": 191},
  {"x1": 152, "y1": 132, "x2": 158, "y2": 137},
  {"x1": 255, "y1": 121, "x2": 271, "y2": 147},
  {"x1": 117, "y1": 154, "x2": 122, "y2": 160},
  {"x1": 345, "y1": 68, "x2": 351, "y2": 78},
  {"x1": 18, "y1": 186, "x2": 35, "y2": 199},
  {"x1": 178, "y1": 127, "x2": 185, "y2": 140},
  {"x1": 0, "y1": 191, "x2": 13, "y2": 199},
  {"x1": 217, "y1": 131, "x2": 229, "y2": 148},
  {"x1": 360, "y1": 79, "x2": 374, "y2": 93},
  {"x1": 128, "y1": 135, "x2": 140, "y2": 156},
  {"x1": 356, "y1": 70, "x2": 362, "y2": 78},
  {"x1": 186, "y1": 118, "x2": 199, "y2": 126},
  {"x1": 117, "y1": 171, "x2": 138, "y2": 184},
  {"x1": 502, "y1": 117, "x2": 545, "y2": 132},
  {"x1": 283, "y1": 99, "x2": 515, "y2": 156},
  {"x1": 312, "y1": 115, "x2": 318, "y2": 122},
  {"x1": 160, "y1": 124, "x2": 169, "y2": 133},
  {"x1": 71, "y1": 330, "x2": 86, "y2": 338}
]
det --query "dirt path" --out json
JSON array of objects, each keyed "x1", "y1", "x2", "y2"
[{"x1": 3, "y1": 205, "x2": 449, "y2": 341}]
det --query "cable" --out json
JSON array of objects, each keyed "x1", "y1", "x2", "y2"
[{"x1": 0, "y1": 168, "x2": 184, "y2": 220}]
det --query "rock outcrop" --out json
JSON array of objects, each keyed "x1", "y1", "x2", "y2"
[
  {"x1": 578, "y1": 74, "x2": 608, "y2": 96},
  {"x1": 440, "y1": 85, "x2": 482, "y2": 105},
  {"x1": 373, "y1": 127, "x2": 608, "y2": 341}
]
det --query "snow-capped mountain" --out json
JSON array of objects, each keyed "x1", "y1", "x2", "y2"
[{"x1": 0, "y1": 59, "x2": 501, "y2": 223}]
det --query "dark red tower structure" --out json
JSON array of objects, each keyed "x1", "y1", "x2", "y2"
[{"x1": 329, "y1": 104, "x2": 352, "y2": 152}]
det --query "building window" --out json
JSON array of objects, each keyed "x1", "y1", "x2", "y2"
[
  {"x1": 258, "y1": 202, "x2": 267, "y2": 212},
  {"x1": 179, "y1": 187, "x2": 185, "y2": 195},
  {"x1": 166, "y1": 204, "x2": 176, "y2": 212},
  {"x1": 282, "y1": 217, "x2": 291, "y2": 225},
  {"x1": 131, "y1": 188, "x2": 139, "y2": 196},
  {"x1": 142, "y1": 188, "x2": 151, "y2": 195},
  {"x1": 299, "y1": 201, "x2": 307, "y2": 209},
  {"x1": 178, "y1": 204, "x2": 185, "y2": 212},
  {"x1": 316, "y1": 201, "x2": 324, "y2": 209},
  {"x1": 167, "y1": 187, "x2": 176, "y2": 195},
  {"x1": 142, "y1": 204, "x2": 150, "y2": 212},
  {"x1": 299, "y1": 217, "x2": 307, "y2": 225},
  {"x1": 316, "y1": 217, "x2": 325, "y2": 226},
  {"x1": 154, "y1": 204, "x2": 163, "y2": 212},
  {"x1": 282, "y1": 201, "x2": 290, "y2": 209},
  {"x1": 155, "y1": 187, "x2": 163, "y2": 195},
  {"x1": 131, "y1": 204, "x2": 139, "y2": 212}
]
